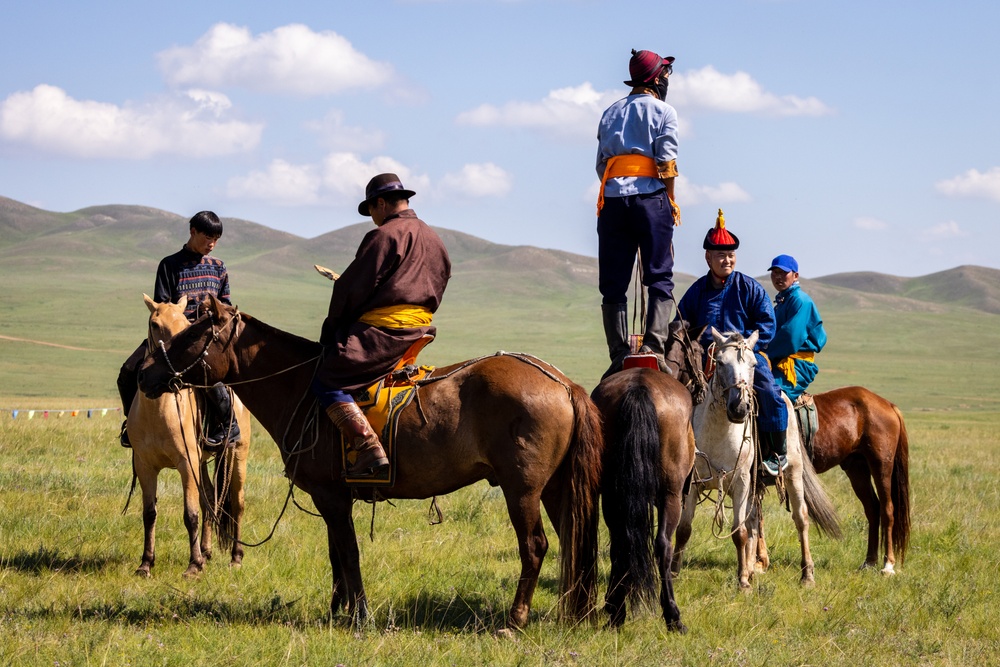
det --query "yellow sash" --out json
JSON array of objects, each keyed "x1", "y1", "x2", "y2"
[
  {"x1": 359, "y1": 304, "x2": 433, "y2": 329},
  {"x1": 775, "y1": 351, "x2": 816, "y2": 386},
  {"x1": 597, "y1": 154, "x2": 680, "y2": 225}
]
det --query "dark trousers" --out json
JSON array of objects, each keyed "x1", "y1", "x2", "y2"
[{"x1": 597, "y1": 190, "x2": 675, "y2": 304}]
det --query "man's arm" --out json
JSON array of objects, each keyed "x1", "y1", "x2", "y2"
[{"x1": 152, "y1": 260, "x2": 173, "y2": 304}]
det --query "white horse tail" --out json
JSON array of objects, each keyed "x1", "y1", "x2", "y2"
[{"x1": 800, "y1": 452, "x2": 843, "y2": 539}]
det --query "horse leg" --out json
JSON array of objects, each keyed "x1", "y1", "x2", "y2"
[
  {"x1": 755, "y1": 511, "x2": 770, "y2": 573},
  {"x1": 868, "y1": 457, "x2": 898, "y2": 575},
  {"x1": 198, "y1": 459, "x2": 215, "y2": 563},
  {"x1": 135, "y1": 460, "x2": 159, "y2": 578},
  {"x1": 178, "y1": 458, "x2": 207, "y2": 577},
  {"x1": 312, "y1": 490, "x2": 369, "y2": 624},
  {"x1": 787, "y1": 465, "x2": 815, "y2": 586},
  {"x1": 730, "y1": 477, "x2": 753, "y2": 590},
  {"x1": 600, "y1": 493, "x2": 629, "y2": 629},
  {"x1": 655, "y1": 486, "x2": 686, "y2": 633},
  {"x1": 504, "y1": 491, "x2": 548, "y2": 628},
  {"x1": 841, "y1": 456, "x2": 881, "y2": 570},
  {"x1": 227, "y1": 448, "x2": 247, "y2": 568},
  {"x1": 671, "y1": 483, "x2": 697, "y2": 576}
]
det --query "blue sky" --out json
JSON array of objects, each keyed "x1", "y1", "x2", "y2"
[{"x1": 2, "y1": 0, "x2": 999, "y2": 278}]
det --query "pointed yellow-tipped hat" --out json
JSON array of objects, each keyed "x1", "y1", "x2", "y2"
[{"x1": 703, "y1": 209, "x2": 740, "y2": 250}]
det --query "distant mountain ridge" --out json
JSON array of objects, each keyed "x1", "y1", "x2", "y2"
[{"x1": 3, "y1": 195, "x2": 1000, "y2": 316}]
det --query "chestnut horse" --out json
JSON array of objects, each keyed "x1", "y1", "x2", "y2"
[
  {"x1": 126, "y1": 295, "x2": 251, "y2": 577},
  {"x1": 591, "y1": 321, "x2": 704, "y2": 631},
  {"x1": 139, "y1": 296, "x2": 602, "y2": 628},
  {"x1": 757, "y1": 386, "x2": 910, "y2": 575}
]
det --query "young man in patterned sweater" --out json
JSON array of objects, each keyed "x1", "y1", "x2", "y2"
[{"x1": 116, "y1": 211, "x2": 240, "y2": 448}]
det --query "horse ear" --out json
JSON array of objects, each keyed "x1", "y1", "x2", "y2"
[
  {"x1": 177, "y1": 295, "x2": 189, "y2": 311},
  {"x1": 692, "y1": 324, "x2": 709, "y2": 341},
  {"x1": 746, "y1": 330, "x2": 760, "y2": 348},
  {"x1": 143, "y1": 293, "x2": 155, "y2": 313},
  {"x1": 711, "y1": 327, "x2": 725, "y2": 345}
]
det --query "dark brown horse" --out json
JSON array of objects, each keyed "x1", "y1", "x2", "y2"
[
  {"x1": 590, "y1": 321, "x2": 704, "y2": 631},
  {"x1": 139, "y1": 296, "x2": 603, "y2": 628},
  {"x1": 758, "y1": 387, "x2": 910, "y2": 574}
]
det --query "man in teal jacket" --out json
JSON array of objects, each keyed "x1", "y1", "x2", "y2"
[{"x1": 766, "y1": 254, "x2": 827, "y2": 402}]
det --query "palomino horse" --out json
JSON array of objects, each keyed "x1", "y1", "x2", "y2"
[
  {"x1": 126, "y1": 294, "x2": 252, "y2": 578},
  {"x1": 756, "y1": 386, "x2": 910, "y2": 575},
  {"x1": 673, "y1": 329, "x2": 841, "y2": 589},
  {"x1": 591, "y1": 320, "x2": 704, "y2": 631},
  {"x1": 138, "y1": 296, "x2": 603, "y2": 628}
]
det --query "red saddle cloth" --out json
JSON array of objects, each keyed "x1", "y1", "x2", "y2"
[
  {"x1": 342, "y1": 335, "x2": 435, "y2": 487},
  {"x1": 622, "y1": 353, "x2": 659, "y2": 371}
]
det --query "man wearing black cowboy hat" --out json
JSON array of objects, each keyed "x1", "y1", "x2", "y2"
[
  {"x1": 595, "y1": 48, "x2": 682, "y2": 379},
  {"x1": 311, "y1": 173, "x2": 451, "y2": 478},
  {"x1": 677, "y1": 210, "x2": 790, "y2": 476}
]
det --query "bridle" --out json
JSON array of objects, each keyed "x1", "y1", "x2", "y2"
[
  {"x1": 668, "y1": 324, "x2": 708, "y2": 403},
  {"x1": 156, "y1": 309, "x2": 242, "y2": 393},
  {"x1": 708, "y1": 337, "x2": 756, "y2": 412}
]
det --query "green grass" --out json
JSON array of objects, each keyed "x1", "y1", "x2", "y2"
[{"x1": 1, "y1": 409, "x2": 999, "y2": 665}]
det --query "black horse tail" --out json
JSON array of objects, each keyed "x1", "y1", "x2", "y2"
[
  {"x1": 213, "y1": 447, "x2": 237, "y2": 552},
  {"x1": 556, "y1": 382, "x2": 604, "y2": 623},
  {"x1": 891, "y1": 405, "x2": 911, "y2": 564},
  {"x1": 801, "y1": 445, "x2": 843, "y2": 540},
  {"x1": 605, "y1": 383, "x2": 660, "y2": 608}
]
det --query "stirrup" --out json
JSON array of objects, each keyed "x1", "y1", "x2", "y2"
[{"x1": 119, "y1": 420, "x2": 131, "y2": 448}]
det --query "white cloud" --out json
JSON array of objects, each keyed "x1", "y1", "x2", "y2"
[
  {"x1": 225, "y1": 152, "x2": 430, "y2": 207},
  {"x1": 304, "y1": 110, "x2": 385, "y2": 152},
  {"x1": 920, "y1": 220, "x2": 967, "y2": 241},
  {"x1": 438, "y1": 163, "x2": 512, "y2": 198},
  {"x1": 456, "y1": 82, "x2": 622, "y2": 138},
  {"x1": 935, "y1": 167, "x2": 1000, "y2": 202},
  {"x1": 853, "y1": 216, "x2": 889, "y2": 231},
  {"x1": 158, "y1": 23, "x2": 393, "y2": 95},
  {"x1": 670, "y1": 66, "x2": 833, "y2": 116},
  {"x1": 0, "y1": 84, "x2": 262, "y2": 159},
  {"x1": 225, "y1": 160, "x2": 322, "y2": 205}
]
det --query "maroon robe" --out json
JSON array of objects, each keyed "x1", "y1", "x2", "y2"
[{"x1": 316, "y1": 209, "x2": 451, "y2": 392}]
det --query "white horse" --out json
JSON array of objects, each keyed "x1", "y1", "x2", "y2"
[{"x1": 671, "y1": 328, "x2": 840, "y2": 589}]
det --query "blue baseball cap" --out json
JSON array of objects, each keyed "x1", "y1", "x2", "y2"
[{"x1": 768, "y1": 254, "x2": 798, "y2": 273}]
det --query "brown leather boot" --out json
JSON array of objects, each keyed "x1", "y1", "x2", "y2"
[{"x1": 324, "y1": 402, "x2": 389, "y2": 477}]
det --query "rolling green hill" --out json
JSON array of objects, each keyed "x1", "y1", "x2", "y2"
[{"x1": 2, "y1": 196, "x2": 999, "y2": 410}]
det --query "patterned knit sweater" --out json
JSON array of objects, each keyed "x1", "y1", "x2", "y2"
[{"x1": 153, "y1": 246, "x2": 231, "y2": 321}]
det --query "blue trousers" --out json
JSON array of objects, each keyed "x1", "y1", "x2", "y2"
[
  {"x1": 597, "y1": 190, "x2": 675, "y2": 304},
  {"x1": 753, "y1": 352, "x2": 788, "y2": 433}
]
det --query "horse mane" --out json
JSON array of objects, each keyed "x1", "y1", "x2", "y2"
[{"x1": 237, "y1": 310, "x2": 323, "y2": 354}]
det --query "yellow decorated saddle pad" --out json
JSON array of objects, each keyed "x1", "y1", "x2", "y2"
[{"x1": 340, "y1": 334, "x2": 435, "y2": 486}]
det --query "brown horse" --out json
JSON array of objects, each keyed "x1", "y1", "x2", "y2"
[
  {"x1": 591, "y1": 321, "x2": 704, "y2": 631},
  {"x1": 757, "y1": 386, "x2": 910, "y2": 575},
  {"x1": 138, "y1": 296, "x2": 603, "y2": 628},
  {"x1": 126, "y1": 295, "x2": 252, "y2": 578}
]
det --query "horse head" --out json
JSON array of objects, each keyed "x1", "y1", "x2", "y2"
[
  {"x1": 139, "y1": 294, "x2": 240, "y2": 399},
  {"x1": 144, "y1": 294, "x2": 189, "y2": 354},
  {"x1": 665, "y1": 321, "x2": 708, "y2": 405},
  {"x1": 709, "y1": 328, "x2": 758, "y2": 424}
]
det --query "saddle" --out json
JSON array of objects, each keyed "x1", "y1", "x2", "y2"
[
  {"x1": 340, "y1": 335, "x2": 435, "y2": 487},
  {"x1": 793, "y1": 392, "x2": 819, "y2": 459}
]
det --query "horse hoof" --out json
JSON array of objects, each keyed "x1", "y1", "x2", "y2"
[
  {"x1": 229, "y1": 560, "x2": 242, "y2": 570},
  {"x1": 800, "y1": 577, "x2": 816, "y2": 588},
  {"x1": 739, "y1": 581, "x2": 752, "y2": 592},
  {"x1": 666, "y1": 619, "x2": 687, "y2": 634},
  {"x1": 134, "y1": 568, "x2": 151, "y2": 578},
  {"x1": 495, "y1": 628, "x2": 517, "y2": 640},
  {"x1": 183, "y1": 566, "x2": 203, "y2": 578},
  {"x1": 880, "y1": 563, "x2": 896, "y2": 576}
]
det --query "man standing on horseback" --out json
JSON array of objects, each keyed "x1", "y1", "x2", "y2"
[
  {"x1": 312, "y1": 173, "x2": 451, "y2": 479},
  {"x1": 677, "y1": 211, "x2": 789, "y2": 476},
  {"x1": 596, "y1": 48, "x2": 681, "y2": 379},
  {"x1": 117, "y1": 210, "x2": 241, "y2": 448},
  {"x1": 766, "y1": 254, "x2": 827, "y2": 402}
]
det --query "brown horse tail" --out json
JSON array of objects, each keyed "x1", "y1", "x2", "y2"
[
  {"x1": 800, "y1": 448, "x2": 843, "y2": 539},
  {"x1": 891, "y1": 405, "x2": 911, "y2": 564},
  {"x1": 213, "y1": 447, "x2": 238, "y2": 552},
  {"x1": 556, "y1": 382, "x2": 604, "y2": 623}
]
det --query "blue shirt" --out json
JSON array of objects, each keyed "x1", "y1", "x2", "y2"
[
  {"x1": 768, "y1": 283, "x2": 827, "y2": 360},
  {"x1": 677, "y1": 271, "x2": 775, "y2": 355},
  {"x1": 596, "y1": 93, "x2": 678, "y2": 198}
]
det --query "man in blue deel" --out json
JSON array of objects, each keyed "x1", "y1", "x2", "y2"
[{"x1": 766, "y1": 254, "x2": 827, "y2": 403}]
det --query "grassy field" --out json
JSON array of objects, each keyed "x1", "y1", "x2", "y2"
[{"x1": 3, "y1": 207, "x2": 1000, "y2": 664}]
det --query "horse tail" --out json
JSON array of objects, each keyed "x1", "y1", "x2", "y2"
[
  {"x1": 556, "y1": 382, "x2": 604, "y2": 622},
  {"x1": 891, "y1": 405, "x2": 911, "y2": 564},
  {"x1": 800, "y1": 447, "x2": 843, "y2": 539},
  {"x1": 604, "y1": 383, "x2": 660, "y2": 607},
  {"x1": 213, "y1": 447, "x2": 237, "y2": 552}
]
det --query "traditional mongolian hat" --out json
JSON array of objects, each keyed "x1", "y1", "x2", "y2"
[
  {"x1": 703, "y1": 209, "x2": 740, "y2": 250},
  {"x1": 358, "y1": 173, "x2": 416, "y2": 216},
  {"x1": 624, "y1": 49, "x2": 675, "y2": 86}
]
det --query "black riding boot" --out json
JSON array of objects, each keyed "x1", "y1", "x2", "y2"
[
  {"x1": 760, "y1": 430, "x2": 788, "y2": 476},
  {"x1": 205, "y1": 382, "x2": 241, "y2": 447},
  {"x1": 638, "y1": 293, "x2": 676, "y2": 373},
  {"x1": 601, "y1": 303, "x2": 630, "y2": 380},
  {"x1": 116, "y1": 342, "x2": 145, "y2": 447}
]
